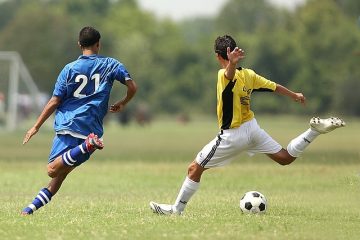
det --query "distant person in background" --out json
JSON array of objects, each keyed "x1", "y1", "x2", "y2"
[
  {"x1": 150, "y1": 35, "x2": 345, "y2": 215},
  {"x1": 21, "y1": 26, "x2": 137, "y2": 215},
  {"x1": 134, "y1": 103, "x2": 152, "y2": 126},
  {"x1": 17, "y1": 94, "x2": 32, "y2": 120},
  {"x1": 117, "y1": 107, "x2": 131, "y2": 126}
]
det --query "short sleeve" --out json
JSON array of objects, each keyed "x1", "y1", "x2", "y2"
[
  {"x1": 251, "y1": 70, "x2": 276, "y2": 92},
  {"x1": 52, "y1": 66, "x2": 68, "y2": 99},
  {"x1": 114, "y1": 63, "x2": 132, "y2": 85}
]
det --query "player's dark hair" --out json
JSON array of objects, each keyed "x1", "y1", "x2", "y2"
[
  {"x1": 78, "y1": 26, "x2": 101, "y2": 47},
  {"x1": 214, "y1": 35, "x2": 237, "y2": 60}
]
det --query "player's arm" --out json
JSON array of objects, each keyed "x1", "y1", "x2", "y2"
[
  {"x1": 275, "y1": 84, "x2": 306, "y2": 105},
  {"x1": 224, "y1": 47, "x2": 245, "y2": 80},
  {"x1": 109, "y1": 79, "x2": 137, "y2": 113},
  {"x1": 23, "y1": 96, "x2": 61, "y2": 144}
]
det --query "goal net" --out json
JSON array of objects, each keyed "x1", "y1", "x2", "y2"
[{"x1": 0, "y1": 51, "x2": 44, "y2": 131}]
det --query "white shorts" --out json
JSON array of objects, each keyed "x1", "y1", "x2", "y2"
[{"x1": 195, "y1": 118, "x2": 282, "y2": 168}]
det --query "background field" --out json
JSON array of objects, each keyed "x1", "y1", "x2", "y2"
[{"x1": 0, "y1": 115, "x2": 359, "y2": 240}]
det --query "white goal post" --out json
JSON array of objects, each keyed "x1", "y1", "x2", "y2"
[{"x1": 0, "y1": 51, "x2": 43, "y2": 131}]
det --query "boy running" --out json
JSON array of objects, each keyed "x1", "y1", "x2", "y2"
[{"x1": 21, "y1": 26, "x2": 137, "y2": 215}]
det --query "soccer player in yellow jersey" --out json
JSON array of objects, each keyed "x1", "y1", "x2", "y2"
[{"x1": 150, "y1": 35, "x2": 345, "y2": 215}]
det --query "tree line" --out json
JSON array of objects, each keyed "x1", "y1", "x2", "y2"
[{"x1": 0, "y1": 0, "x2": 359, "y2": 116}]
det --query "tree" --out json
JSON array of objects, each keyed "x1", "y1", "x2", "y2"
[
  {"x1": 215, "y1": 0, "x2": 282, "y2": 34},
  {"x1": 0, "y1": 0, "x2": 23, "y2": 31},
  {"x1": 289, "y1": 0, "x2": 360, "y2": 114},
  {"x1": 0, "y1": 1, "x2": 77, "y2": 92},
  {"x1": 335, "y1": 0, "x2": 360, "y2": 19}
]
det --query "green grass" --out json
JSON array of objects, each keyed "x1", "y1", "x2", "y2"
[{"x1": 0, "y1": 115, "x2": 359, "y2": 240}]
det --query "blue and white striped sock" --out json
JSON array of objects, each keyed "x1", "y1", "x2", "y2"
[
  {"x1": 62, "y1": 142, "x2": 89, "y2": 166},
  {"x1": 22, "y1": 188, "x2": 53, "y2": 214}
]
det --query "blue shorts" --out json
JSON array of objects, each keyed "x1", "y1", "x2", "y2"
[{"x1": 49, "y1": 134, "x2": 92, "y2": 166}]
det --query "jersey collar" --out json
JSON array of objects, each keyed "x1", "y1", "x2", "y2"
[{"x1": 78, "y1": 54, "x2": 98, "y2": 59}]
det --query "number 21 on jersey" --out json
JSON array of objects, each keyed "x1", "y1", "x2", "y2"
[{"x1": 73, "y1": 73, "x2": 100, "y2": 98}]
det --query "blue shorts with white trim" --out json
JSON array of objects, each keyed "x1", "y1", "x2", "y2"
[{"x1": 48, "y1": 134, "x2": 92, "y2": 166}]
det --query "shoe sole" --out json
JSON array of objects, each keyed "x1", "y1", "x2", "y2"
[{"x1": 310, "y1": 117, "x2": 346, "y2": 133}]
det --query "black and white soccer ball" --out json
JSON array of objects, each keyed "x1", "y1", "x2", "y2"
[{"x1": 239, "y1": 191, "x2": 267, "y2": 214}]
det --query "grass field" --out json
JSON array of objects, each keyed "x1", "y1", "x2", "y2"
[{"x1": 0, "y1": 115, "x2": 359, "y2": 240}]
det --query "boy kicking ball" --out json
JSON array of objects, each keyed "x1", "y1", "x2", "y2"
[{"x1": 149, "y1": 35, "x2": 345, "y2": 215}]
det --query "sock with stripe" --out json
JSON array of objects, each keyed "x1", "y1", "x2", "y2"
[
  {"x1": 62, "y1": 142, "x2": 90, "y2": 166},
  {"x1": 287, "y1": 128, "x2": 320, "y2": 157},
  {"x1": 22, "y1": 188, "x2": 53, "y2": 214},
  {"x1": 173, "y1": 177, "x2": 200, "y2": 213}
]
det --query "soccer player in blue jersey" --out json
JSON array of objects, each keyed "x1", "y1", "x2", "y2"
[
  {"x1": 21, "y1": 26, "x2": 137, "y2": 215},
  {"x1": 150, "y1": 35, "x2": 345, "y2": 215}
]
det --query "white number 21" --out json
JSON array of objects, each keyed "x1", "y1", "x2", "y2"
[{"x1": 73, "y1": 74, "x2": 100, "y2": 98}]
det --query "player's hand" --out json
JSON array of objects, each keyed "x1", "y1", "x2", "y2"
[
  {"x1": 293, "y1": 93, "x2": 306, "y2": 105},
  {"x1": 23, "y1": 127, "x2": 38, "y2": 145},
  {"x1": 227, "y1": 47, "x2": 245, "y2": 65},
  {"x1": 109, "y1": 102, "x2": 125, "y2": 113}
]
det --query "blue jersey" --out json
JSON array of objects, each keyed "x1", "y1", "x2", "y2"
[{"x1": 52, "y1": 54, "x2": 131, "y2": 137}]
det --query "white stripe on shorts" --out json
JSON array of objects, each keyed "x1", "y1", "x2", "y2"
[{"x1": 196, "y1": 118, "x2": 282, "y2": 168}]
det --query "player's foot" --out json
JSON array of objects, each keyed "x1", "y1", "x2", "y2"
[
  {"x1": 149, "y1": 201, "x2": 181, "y2": 215},
  {"x1": 310, "y1": 117, "x2": 346, "y2": 134},
  {"x1": 21, "y1": 207, "x2": 33, "y2": 216},
  {"x1": 85, "y1": 133, "x2": 104, "y2": 151}
]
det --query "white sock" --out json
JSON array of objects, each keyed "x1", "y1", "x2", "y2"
[
  {"x1": 173, "y1": 176, "x2": 200, "y2": 212},
  {"x1": 287, "y1": 128, "x2": 320, "y2": 157}
]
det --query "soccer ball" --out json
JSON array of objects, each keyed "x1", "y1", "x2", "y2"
[{"x1": 239, "y1": 191, "x2": 267, "y2": 214}]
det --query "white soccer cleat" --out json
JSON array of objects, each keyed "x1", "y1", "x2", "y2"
[
  {"x1": 310, "y1": 117, "x2": 346, "y2": 134},
  {"x1": 149, "y1": 201, "x2": 181, "y2": 215}
]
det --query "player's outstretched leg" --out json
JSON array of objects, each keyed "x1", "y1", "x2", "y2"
[
  {"x1": 310, "y1": 117, "x2": 346, "y2": 134},
  {"x1": 62, "y1": 133, "x2": 104, "y2": 167},
  {"x1": 287, "y1": 116, "x2": 345, "y2": 158}
]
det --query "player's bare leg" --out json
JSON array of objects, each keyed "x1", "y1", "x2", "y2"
[
  {"x1": 268, "y1": 117, "x2": 345, "y2": 165},
  {"x1": 47, "y1": 133, "x2": 103, "y2": 177},
  {"x1": 267, "y1": 149, "x2": 296, "y2": 165},
  {"x1": 21, "y1": 133, "x2": 104, "y2": 215},
  {"x1": 21, "y1": 165, "x2": 74, "y2": 216},
  {"x1": 187, "y1": 161, "x2": 207, "y2": 182},
  {"x1": 47, "y1": 155, "x2": 73, "y2": 178},
  {"x1": 47, "y1": 166, "x2": 74, "y2": 195}
]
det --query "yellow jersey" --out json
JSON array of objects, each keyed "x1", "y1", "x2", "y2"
[{"x1": 217, "y1": 67, "x2": 277, "y2": 129}]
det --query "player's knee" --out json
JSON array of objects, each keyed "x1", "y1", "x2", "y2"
[
  {"x1": 277, "y1": 155, "x2": 296, "y2": 166},
  {"x1": 47, "y1": 165, "x2": 58, "y2": 178},
  {"x1": 277, "y1": 159, "x2": 292, "y2": 166},
  {"x1": 187, "y1": 161, "x2": 205, "y2": 182},
  {"x1": 187, "y1": 161, "x2": 197, "y2": 173},
  {"x1": 269, "y1": 150, "x2": 296, "y2": 166}
]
